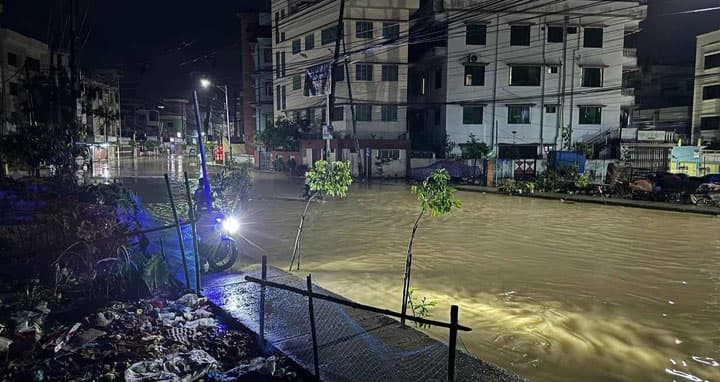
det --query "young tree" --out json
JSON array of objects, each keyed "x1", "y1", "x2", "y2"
[
  {"x1": 288, "y1": 160, "x2": 352, "y2": 271},
  {"x1": 400, "y1": 169, "x2": 461, "y2": 325},
  {"x1": 254, "y1": 117, "x2": 300, "y2": 151},
  {"x1": 461, "y1": 134, "x2": 490, "y2": 178}
]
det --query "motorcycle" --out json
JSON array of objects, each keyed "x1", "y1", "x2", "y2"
[{"x1": 195, "y1": 211, "x2": 241, "y2": 272}]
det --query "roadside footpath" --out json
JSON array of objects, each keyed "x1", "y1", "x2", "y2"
[{"x1": 456, "y1": 185, "x2": 720, "y2": 216}]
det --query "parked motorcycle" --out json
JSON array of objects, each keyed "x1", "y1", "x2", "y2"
[
  {"x1": 195, "y1": 211, "x2": 241, "y2": 272},
  {"x1": 690, "y1": 183, "x2": 720, "y2": 207}
]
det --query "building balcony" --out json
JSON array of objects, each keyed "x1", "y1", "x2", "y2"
[{"x1": 622, "y1": 48, "x2": 637, "y2": 67}]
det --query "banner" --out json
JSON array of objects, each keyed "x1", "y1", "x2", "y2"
[{"x1": 304, "y1": 63, "x2": 331, "y2": 97}]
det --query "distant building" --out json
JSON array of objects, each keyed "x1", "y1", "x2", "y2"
[
  {"x1": 159, "y1": 98, "x2": 189, "y2": 142},
  {"x1": 409, "y1": 0, "x2": 647, "y2": 159},
  {"x1": 81, "y1": 70, "x2": 121, "y2": 144},
  {"x1": 271, "y1": 0, "x2": 419, "y2": 177},
  {"x1": 691, "y1": 29, "x2": 720, "y2": 144},
  {"x1": 238, "y1": 11, "x2": 272, "y2": 155},
  {"x1": 0, "y1": 28, "x2": 51, "y2": 135}
]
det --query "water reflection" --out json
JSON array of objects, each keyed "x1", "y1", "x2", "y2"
[{"x1": 124, "y1": 158, "x2": 720, "y2": 382}]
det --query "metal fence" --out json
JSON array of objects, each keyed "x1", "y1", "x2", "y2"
[{"x1": 245, "y1": 256, "x2": 471, "y2": 382}]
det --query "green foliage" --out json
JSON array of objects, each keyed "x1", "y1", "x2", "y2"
[
  {"x1": 210, "y1": 167, "x2": 251, "y2": 213},
  {"x1": 411, "y1": 169, "x2": 461, "y2": 217},
  {"x1": 306, "y1": 160, "x2": 352, "y2": 198},
  {"x1": 141, "y1": 253, "x2": 170, "y2": 293},
  {"x1": 406, "y1": 287, "x2": 438, "y2": 329},
  {"x1": 0, "y1": 70, "x2": 86, "y2": 176},
  {"x1": 254, "y1": 117, "x2": 299, "y2": 151},
  {"x1": 573, "y1": 142, "x2": 594, "y2": 159},
  {"x1": 460, "y1": 134, "x2": 490, "y2": 160}
]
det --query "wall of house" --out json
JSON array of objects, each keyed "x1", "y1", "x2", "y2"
[
  {"x1": 440, "y1": 1, "x2": 644, "y2": 156},
  {"x1": 691, "y1": 29, "x2": 720, "y2": 144}
]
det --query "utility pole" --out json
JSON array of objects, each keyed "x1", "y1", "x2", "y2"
[
  {"x1": 539, "y1": 17, "x2": 546, "y2": 158},
  {"x1": 490, "y1": 13, "x2": 500, "y2": 151},
  {"x1": 223, "y1": 84, "x2": 232, "y2": 164},
  {"x1": 69, "y1": 0, "x2": 78, "y2": 103},
  {"x1": 341, "y1": 38, "x2": 362, "y2": 177},
  {"x1": 557, "y1": 16, "x2": 569, "y2": 150},
  {"x1": 326, "y1": 0, "x2": 347, "y2": 162}
]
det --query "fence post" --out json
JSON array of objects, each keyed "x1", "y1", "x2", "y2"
[
  {"x1": 259, "y1": 255, "x2": 267, "y2": 348},
  {"x1": 448, "y1": 305, "x2": 458, "y2": 382},
  {"x1": 164, "y1": 173, "x2": 191, "y2": 289},
  {"x1": 183, "y1": 171, "x2": 201, "y2": 294},
  {"x1": 307, "y1": 274, "x2": 321, "y2": 381}
]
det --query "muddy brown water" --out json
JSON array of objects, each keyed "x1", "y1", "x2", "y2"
[{"x1": 118, "y1": 157, "x2": 720, "y2": 382}]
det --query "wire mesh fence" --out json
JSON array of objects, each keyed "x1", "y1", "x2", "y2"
[{"x1": 244, "y1": 256, "x2": 470, "y2": 382}]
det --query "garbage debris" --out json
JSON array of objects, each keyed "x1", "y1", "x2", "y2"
[{"x1": 125, "y1": 349, "x2": 218, "y2": 382}]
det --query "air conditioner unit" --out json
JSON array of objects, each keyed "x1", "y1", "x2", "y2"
[{"x1": 467, "y1": 54, "x2": 479, "y2": 64}]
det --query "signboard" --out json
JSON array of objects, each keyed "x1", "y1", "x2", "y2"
[
  {"x1": 215, "y1": 144, "x2": 224, "y2": 162},
  {"x1": 304, "y1": 63, "x2": 331, "y2": 97}
]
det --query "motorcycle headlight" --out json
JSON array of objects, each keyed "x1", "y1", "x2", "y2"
[{"x1": 221, "y1": 216, "x2": 240, "y2": 234}]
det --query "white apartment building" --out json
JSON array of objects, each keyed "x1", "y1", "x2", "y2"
[
  {"x1": 410, "y1": 0, "x2": 646, "y2": 159},
  {"x1": 0, "y1": 29, "x2": 51, "y2": 135},
  {"x1": 271, "y1": 0, "x2": 418, "y2": 176},
  {"x1": 691, "y1": 29, "x2": 720, "y2": 144}
]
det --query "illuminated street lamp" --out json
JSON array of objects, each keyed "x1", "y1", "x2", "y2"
[{"x1": 199, "y1": 78, "x2": 232, "y2": 165}]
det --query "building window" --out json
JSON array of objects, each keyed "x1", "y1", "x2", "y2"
[
  {"x1": 356, "y1": 21, "x2": 374, "y2": 39},
  {"x1": 545, "y1": 105, "x2": 557, "y2": 113},
  {"x1": 383, "y1": 22, "x2": 399, "y2": 40},
  {"x1": 265, "y1": 81, "x2": 273, "y2": 97},
  {"x1": 547, "y1": 26, "x2": 563, "y2": 43},
  {"x1": 548, "y1": 65, "x2": 559, "y2": 74},
  {"x1": 381, "y1": 105, "x2": 398, "y2": 121},
  {"x1": 281, "y1": 86, "x2": 287, "y2": 110},
  {"x1": 26, "y1": 57, "x2": 41, "y2": 71},
  {"x1": 281, "y1": 52, "x2": 286, "y2": 77},
  {"x1": 356, "y1": 104, "x2": 372, "y2": 121},
  {"x1": 293, "y1": 75, "x2": 301, "y2": 90},
  {"x1": 510, "y1": 66, "x2": 540, "y2": 86},
  {"x1": 508, "y1": 105, "x2": 531, "y2": 124},
  {"x1": 378, "y1": 149, "x2": 400, "y2": 160},
  {"x1": 435, "y1": 68, "x2": 442, "y2": 89},
  {"x1": 280, "y1": 9, "x2": 285, "y2": 19},
  {"x1": 9, "y1": 82, "x2": 20, "y2": 96},
  {"x1": 466, "y1": 24, "x2": 486, "y2": 45},
  {"x1": 281, "y1": 32, "x2": 286, "y2": 41},
  {"x1": 700, "y1": 116, "x2": 720, "y2": 130},
  {"x1": 274, "y1": 12, "x2": 280, "y2": 43},
  {"x1": 705, "y1": 53, "x2": 720, "y2": 69},
  {"x1": 510, "y1": 25, "x2": 531, "y2": 46},
  {"x1": 263, "y1": 48, "x2": 272, "y2": 64},
  {"x1": 582, "y1": 67, "x2": 603, "y2": 87},
  {"x1": 321, "y1": 27, "x2": 336, "y2": 45},
  {"x1": 463, "y1": 106, "x2": 483, "y2": 124},
  {"x1": 356, "y1": 64, "x2": 373, "y2": 81},
  {"x1": 276, "y1": 85, "x2": 281, "y2": 110},
  {"x1": 434, "y1": 107, "x2": 441, "y2": 125},
  {"x1": 381, "y1": 64, "x2": 398, "y2": 81},
  {"x1": 292, "y1": 39, "x2": 301, "y2": 54},
  {"x1": 464, "y1": 65, "x2": 485, "y2": 86},
  {"x1": 265, "y1": 113, "x2": 274, "y2": 128},
  {"x1": 584, "y1": 28, "x2": 603, "y2": 48},
  {"x1": 7, "y1": 52, "x2": 17, "y2": 67},
  {"x1": 702, "y1": 84, "x2": 720, "y2": 100},
  {"x1": 332, "y1": 106, "x2": 344, "y2": 121},
  {"x1": 305, "y1": 33, "x2": 315, "y2": 51},
  {"x1": 579, "y1": 106, "x2": 602, "y2": 124},
  {"x1": 275, "y1": 52, "x2": 280, "y2": 78}
]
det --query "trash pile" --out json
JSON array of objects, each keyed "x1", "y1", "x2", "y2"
[{"x1": 0, "y1": 287, "x2": 309, "y2": 381}]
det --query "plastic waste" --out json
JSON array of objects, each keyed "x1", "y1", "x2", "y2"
[
  {"x1": 0, "y1": 336, "x2": 12, "y2": 352},
  {"x1": 184, "y1": 318, "x2": 215, "y2": 329},
  {"x1": 125, "y1": 349, "x2": 218, "y2": 382}
]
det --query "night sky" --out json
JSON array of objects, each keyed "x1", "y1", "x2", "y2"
[{"x1": 2, "y1": 0, "x2": 719, "y2": 105}]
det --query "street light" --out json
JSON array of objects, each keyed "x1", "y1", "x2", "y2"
[{"x1": 199, "y1": 78, "x2": 232, "y2": 165}]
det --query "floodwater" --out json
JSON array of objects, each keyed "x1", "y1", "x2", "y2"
[{"x1": 118, "y1": 157, "x2": 720, "y2": 382}]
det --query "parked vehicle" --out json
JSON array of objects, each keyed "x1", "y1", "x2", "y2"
[
  {"x1": 195, "y1": 211, "x2": 241, "y2": 272},
  {"x1": 690, "y1": 183, "x2": 720, "y2": 207}
]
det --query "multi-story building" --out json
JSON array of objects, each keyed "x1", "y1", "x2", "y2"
[
  {"x1": 0, "y1": 28, "x2": 51, "y2": 135},
  {"x1": 691, "y1": 29, "x2": 720, "y2": 144},
  {"x1": 409, "y1": 0, "x2": 646, "y2": 159},
  {"x1": 81, "y1": 71, "x2": 121, "y2": 144},
  {"x1": 271, "y1": 0, "x2": 418, "y2": 176},
  {"x1": 238, "y1": 11, "x2": 273, "y2": 155}
]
